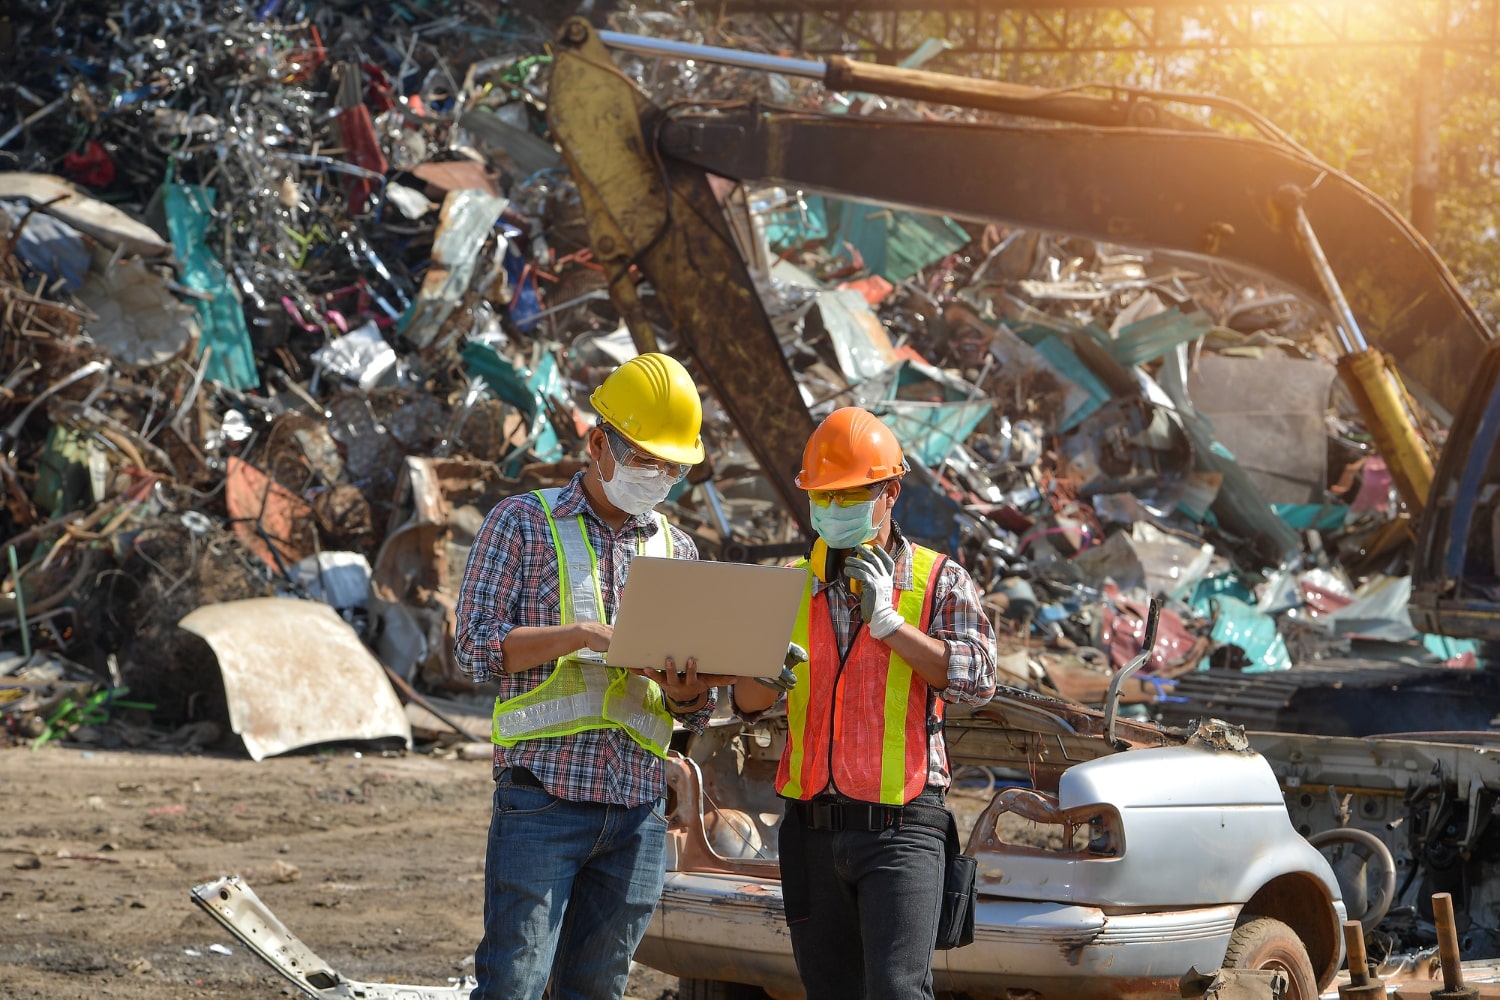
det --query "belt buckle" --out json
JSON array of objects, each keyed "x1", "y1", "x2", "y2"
[
  {"x1": 863, "y1": 804, "x2": 897, "y2": 831},
  {"x1": 811, "y1": 801, "x2": 845, "y2": 831}
]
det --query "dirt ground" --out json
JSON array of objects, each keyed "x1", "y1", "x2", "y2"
[{"x1": 0, "y1": 743, "x2": 681, "y2": 1000}]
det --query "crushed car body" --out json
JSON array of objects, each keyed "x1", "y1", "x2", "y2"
[
  {"x1": 633, "y1": 698, "x2": 1347, "y2": 1000},
  {"x1": 187, "y1": 715, "x2": 1500, "y2": 1000},
  {"x1": 1252, "y1": 730, "x2": 1500, "y2": 965}
]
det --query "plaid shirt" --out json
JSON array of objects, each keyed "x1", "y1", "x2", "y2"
[
  {"x1": 749, "y1": 530, "x2": 997, "y2": 792},
  {"x1": 454, "y1": 472, "x2": 711, "y2": 806}
]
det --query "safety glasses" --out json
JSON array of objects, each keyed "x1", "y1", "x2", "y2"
[
  {"x1": 603, "y1": 426, "x2": 690, "y2": 481},
  {"x1": 806, "y1": 482, "x2": 887, "y2": 508}
]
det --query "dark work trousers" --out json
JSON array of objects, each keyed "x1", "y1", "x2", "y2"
[{"x1": 778, "y1": 789, "x2": 947, "y2": 1000}]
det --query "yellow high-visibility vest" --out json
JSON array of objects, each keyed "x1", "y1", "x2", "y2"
[{"x1": 490, "y1": 488, "x2": 675, "y2": 757}]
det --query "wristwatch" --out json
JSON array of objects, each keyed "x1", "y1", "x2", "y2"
[{"x1": 668, "y1": 692, "x2": 706, "y2": 713}]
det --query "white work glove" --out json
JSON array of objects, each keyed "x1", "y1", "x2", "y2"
[
  {"x1": 755, "y1": 641, "x2": 805, "y2": 693},
  {"x1": 844, "y1": 545, "x2": 903, "y2": 640}
]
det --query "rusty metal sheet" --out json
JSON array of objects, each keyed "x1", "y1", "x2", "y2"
[
  {"x1": 1391, "y1": 981, "x2": 1500, "y2": 999},
  {"x1": 369, "y1": 457, "x2": 465, "y2": 687},
  {"x1": 224, "y1": 457, "x2": 312, "y2": 573},
  {"x1": 178, "y1": 597, "x2": 411, "y2": 761},
  {"x1": 0, "y1": 172, "x2": 170, "y2": 257},
  {"x1": 409, "y1": 160, "x2": 503, "y2": 198},
  {"x1": 658, "y1": 108, "x2": 1490, "y2": 420}
]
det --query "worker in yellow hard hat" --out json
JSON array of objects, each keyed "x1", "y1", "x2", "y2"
[
  {"x1": 734, "y1": 406, "x2": 998, "y2": 1000},
  {"x1": 455, "y1": 352, "x2": 732, "y2": 1000}
]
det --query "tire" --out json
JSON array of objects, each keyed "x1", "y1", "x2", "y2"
[
  {"x1": 1222, "y1": 916, "x2": 1319, "y2": 1000},
  {"x1": 677, "y1": 979, "x2": 774, "y2": 1000}
]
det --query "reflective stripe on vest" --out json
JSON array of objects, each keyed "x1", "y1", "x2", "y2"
[
  {"x1": 491, "y1": 490, "x2": 675, "y2": 756},
  {"x1": 776, "y1": 545, "x2": 945, "y2": 806}
]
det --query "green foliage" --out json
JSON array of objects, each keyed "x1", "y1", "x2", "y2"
[
  {"x1": 1431, "y1": 57, "x2": 1500, "y2": 325},
  {"x1": 742, "y1": 1, "x2": 1500, "y2": 328},
  {"x1": 31, "y1": 686, "x2": 155, "y2": 750}
]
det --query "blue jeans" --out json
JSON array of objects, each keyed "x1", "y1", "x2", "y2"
[
  {"x1": 778, "y1": 791, "x2": 947, "y2": 1000},
  {"x1": 472, "y1": 770, "x2": 668, "y2": 1000}
]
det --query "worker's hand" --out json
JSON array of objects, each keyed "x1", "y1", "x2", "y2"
[
  {"x1": 844, "y1": 545, "x2": 903, "y2": 640},
  {"x1": 575, "y1": 621, "x2": 613, "y2": 654},
  {"x1": 754, "y1": 641, "x2": 804, "y2": 693},
  {"x1": 634, "y1": 656, "x2": 734, "y2": 712}
]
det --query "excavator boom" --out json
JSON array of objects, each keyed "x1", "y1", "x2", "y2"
[{"x1": 547, "y1": 20, "x2": 1494, "y2": 621}]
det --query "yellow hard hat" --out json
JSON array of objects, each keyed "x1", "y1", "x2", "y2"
[{"x1": 589, "y1": 353, "x2": 706, "y2": 466}]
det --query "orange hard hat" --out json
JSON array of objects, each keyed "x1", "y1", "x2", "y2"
[{"x1": 796, "y1": 407, "x2": 905, "y2": 491}]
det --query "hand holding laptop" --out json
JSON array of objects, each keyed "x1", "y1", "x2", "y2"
[
  {"x1": 567, "y1": 624, "x2": 734, "y2": 704},
  {"x1": 629, "y1": 655, "x2": 737, "y2": 706}
]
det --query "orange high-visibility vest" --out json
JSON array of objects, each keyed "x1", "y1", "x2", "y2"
[{"x1": 776, "y1": 545, "x2": 946, "y2": 806}]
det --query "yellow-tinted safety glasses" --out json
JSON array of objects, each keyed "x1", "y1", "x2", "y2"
[{"x1": 806, "y1": 483, "x2": 887, "y2": 508}]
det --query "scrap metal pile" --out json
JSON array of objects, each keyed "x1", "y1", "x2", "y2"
[{"x1": 0, "y1": 2, "x2": 1487, "y2": 754}]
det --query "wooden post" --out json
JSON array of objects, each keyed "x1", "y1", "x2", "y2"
[
  {"x1": 1339, "y1": 918, "x2": 1386, "y2": 999},
  {"x1": 1430, "y1": 891, "x2": 1479, "y2": 999}
]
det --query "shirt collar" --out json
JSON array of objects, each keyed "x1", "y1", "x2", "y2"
[
  {"x1": 810, "y1": 536, "x2": 914, "y2": 594},
  {"x1": 550, "y1": 471, "x2": 659, "y2": 536}
]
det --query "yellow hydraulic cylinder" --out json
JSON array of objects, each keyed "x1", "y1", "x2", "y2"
[
  {"x1": 1280, "y1": 184, "x2": 1436, "y2": 518},
  {"x1": 1336, "y1": 348, "x2": 1435, "y2": 519}
]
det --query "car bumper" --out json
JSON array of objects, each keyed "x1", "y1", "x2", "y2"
[
  {"x1": 636, "y1": 873, "x2": 799, "y2": 994},
  {"x1": 636, "y1": 872, "x2": 1250, "y2": 998}
]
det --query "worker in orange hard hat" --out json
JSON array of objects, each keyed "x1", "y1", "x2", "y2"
[
  {"x1": 456, "y1": 352, "x2": 738, "y2": 1000},
  {"x1": 734, "y1": 406, "x2": 998, "y2": 1000}
]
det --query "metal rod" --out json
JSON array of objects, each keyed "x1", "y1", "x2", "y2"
[
  {"x1": 699, "y1": 479, "x2": 734, "y2": 542},
  {"x1": 8, "y1": 545, "x2": 31, "y2": 660},
  {"x1": 937, "y1": 352, "x2": 995, "y2": 471},
  {"x1": 0, "y1": 95, "x2": 67, "y2": 151},
  {"x1": 1105, "y1": 598, "x2": 1160, "y2": 746},
  {"x1": 1290, "y1": 202, "x2": 1370, "y2": 354},
  {"x1": 526, "y1": 288, "x2": 611, "y2": 323},
  {"x1": 1433, "y1": 891, "x2": 1465, "y2": 991},
  {"x1": 0, "y1": 361, "x2": 108, "y2": 455},
  {"x1": 379, "y1": 660, "x2": 484, "y2": 744},
  {"x1": 598, "y1": 30, "x2": 826, "y2": 79}
]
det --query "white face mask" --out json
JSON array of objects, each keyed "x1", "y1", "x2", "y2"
[{"x1": 598, "y1": 460, "x2": 674, "y2": 515}]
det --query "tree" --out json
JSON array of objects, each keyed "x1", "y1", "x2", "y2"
[{"x1": 667, "y1": 1, "x2": 1500, "y2": 327}]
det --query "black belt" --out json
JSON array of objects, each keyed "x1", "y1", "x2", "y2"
[
  {"x1": 793, "y1": 798, "x2": 948, "y2": 833},
  {"x1": 500, "y1": 766, "x2": 545, "y2": 789}
]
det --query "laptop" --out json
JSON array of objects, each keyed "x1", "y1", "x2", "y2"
[{"x1": 600, "y1": 557, "x2": 807, "y2": 678}]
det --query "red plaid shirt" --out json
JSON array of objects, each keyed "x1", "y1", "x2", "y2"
[{"x1": 454, "y1": 473, "x2": 710, "y2": 806}]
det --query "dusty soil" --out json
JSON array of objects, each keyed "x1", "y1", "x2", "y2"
[{"x1": 0, "y1": 744, "x2": 679, "y2": 1000}]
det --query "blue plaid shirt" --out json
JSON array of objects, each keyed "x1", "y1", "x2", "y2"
[{"x1": 454, "y1": 473, "x2": 711, "y2": 806}]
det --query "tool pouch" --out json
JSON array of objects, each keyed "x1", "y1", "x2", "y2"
[{"x1": 935, "y1": 808, "x2": 977, "y2": 950}]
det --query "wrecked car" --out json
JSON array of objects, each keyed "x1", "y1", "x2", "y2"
[
  {"x1": 633, "y1": 695, "x2": 1346, "y2": 1000},
  {"x1": 188, "y1": 612, "x2": 1346, "y2": 1000},
  {"x1": 1253, "y1": 730, "x2": 1500, "y2": 969},
  {"x1": 190, "y1": 699, "x2": 1345, "y2": 1000}
]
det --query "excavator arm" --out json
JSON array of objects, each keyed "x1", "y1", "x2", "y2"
[
  {"x1": 546, "y1": 19, "x2": 1496, "y2": 630},
  {"x1": 547, "y1": 22, "x2": 818, "y2": 534}
]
